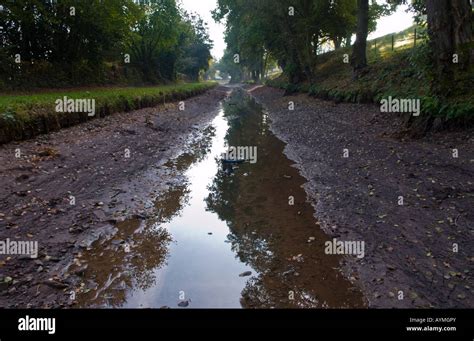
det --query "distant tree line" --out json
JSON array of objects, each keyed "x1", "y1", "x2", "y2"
[
  {"x1": 0, "y1": 0, "x2": 213, "y2": 89},
  {"x1": 213, "y1": 0, "x2": 391, "y2": 83},
  {"x1": 213, "y1": 0, "x2": 473, "y2": 96}
]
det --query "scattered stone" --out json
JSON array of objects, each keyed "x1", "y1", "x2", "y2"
[
  {"x1": 93, "y1": 210, "x2": 106, "y2": 220},
  {"x1": 43, "y1": 279, "x2": 68, "y2": 289},
  {"x1": 178, "y1": 300, "x2": 190, "y2": 307},
  {"x1": 74, "y1": 265, "x2": 88, "y2": 277},
  {"x1": 291, "y1": 254, "x2": 304, "y2": 262},
  {"x1": 239, "y1": 271, "x2": 252, "y2": 277}
]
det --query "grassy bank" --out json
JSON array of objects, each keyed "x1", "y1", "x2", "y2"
[
  {"x1": 0, "y1": 82, "x2": 217, "y2": 144},
  {"x1": 267, "y1": 26, "x2": 473, "y2": 133}
]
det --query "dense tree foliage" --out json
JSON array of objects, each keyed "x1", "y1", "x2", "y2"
[
  {"x1": 0, "y1": 0, "x2": 213, "y2": 88},
  {"x1": 214, "y1": 0, "x2": 473, "y2": 89},
  {"x1": 213, "y1": 0, "x2": 391, "y2": 83},
  {"x1": 176, "y1": 13, "x2": 213, "y2": 82}
]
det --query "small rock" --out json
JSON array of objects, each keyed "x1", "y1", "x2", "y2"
[
  {"x1": 133, "y1": 213, "x2": 148, "y2": 220},
  {"x1": 93, "y1": 210, "x2": 106, "y2": 220},
  {"x1": 282, "y1": 269, "x2": 296, "y2": 277},
  {"x1": 178, "y1": 300, "x2": 190, "y2": 307},
  {"x1": 74, "y1": 265, "x2": 88, "y2": 277},
  {"x1": 45, "y1": 256, "x2": 61, "y2": 262},
  {"x1": 43, "y1": 279, "x2": 68, "y2": 289},
  {"x1": 239, "y1": 271, "x2": 252, "y2": 277}
]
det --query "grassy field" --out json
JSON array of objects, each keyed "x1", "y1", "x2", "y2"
[
  {"x1": 268, "y1": 26, "x2": 473, "y2": 131},
  {"x1": 0, "y1": 82, "x2": 217, "y2": 144}
]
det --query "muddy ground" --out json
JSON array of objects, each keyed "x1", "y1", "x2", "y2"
[
  {"x1": 248, "y1": 85, "x2": 473, "y2": 308},
  {"x1": 0, "y1": 83, "x2": 472, "y2": 309},
  {"x1": 0, "y1": 86, "x2": 229, "y2": 308}
]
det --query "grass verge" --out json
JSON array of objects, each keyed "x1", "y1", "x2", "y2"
[
  {"x1": 0, "y1": 82, "x2": 217, "y2": 144},
  {"x1": 267, "y1": 27, "x2": 473, "y2": 134}
]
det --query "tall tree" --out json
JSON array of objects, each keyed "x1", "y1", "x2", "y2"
[
  {"x1": 426, "y1": 0, "x2": 473, "y2": 95},
  {"x1": 177, "y1": 12, "x2": 213, "y2": 81},
  {"x1": 350, "y1": 0, "x2": 369, "y2": 75}
]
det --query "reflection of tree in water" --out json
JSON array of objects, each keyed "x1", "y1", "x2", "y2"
[
  {"x1": 205, "y1": 89, "x2": 264, "y2": 227},
  {"x1": 76, "y1": 129, "x2": 219, "y2": 308},
  {"x1": 206, "y1": 168, "x2": 239, "y2": 224},
  {"x1": 77, "y1": 186, "x2": 190, "y2": 308},
  {"x1": 204, "y1": 90, "x2": 362, "y2": 308},
  {"x1": 205, "y1": 90, "x2": 257, "y2": 224},
  {"x1": 165, "y1": 125, "x2": 215, "y2": 171},
  {"x1": 221, "y1": 89, "x2": 268, "y2": 146},
  {"x1": 152, "y1": 185, "x2": 191, "y2": 225},
  {"x1": 206, "y1": 90, "x2": 302, "y2": 307},
  {"x1": 240, "y1": 277, "x2": 325, "y2": 308},
  {"x1": 225, "y1": 231, "x2": 273, "y2": 269}
]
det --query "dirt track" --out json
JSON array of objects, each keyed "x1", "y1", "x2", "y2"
[{"x1": 0, "y1": 84, "x2": 472, "y2": 308}]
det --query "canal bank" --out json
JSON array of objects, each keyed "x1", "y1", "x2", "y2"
[
  {"x1": 248, "y1": 85, "x2": 473, "y2": 308},
  {"x1": 74, "y1": 88, "x2": 365, "y2": 308}
]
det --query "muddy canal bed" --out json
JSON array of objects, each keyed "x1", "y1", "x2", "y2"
[{"x1": 73, "y1": 89, "x2": 365, "y2": 308}]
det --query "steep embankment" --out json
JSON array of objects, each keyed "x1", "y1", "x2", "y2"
[{"x1": 268, "y1": 27, "x2": 473, "y2": 132}]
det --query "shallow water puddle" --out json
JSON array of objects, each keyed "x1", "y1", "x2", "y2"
[{"x1": 76, "y1": 89, "x2": 365, "y2": 308}]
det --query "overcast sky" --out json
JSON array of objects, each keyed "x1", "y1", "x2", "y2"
[
  {"x1": 179, "y1": 0, "x2": 415, "y2": 61},
  {"x1": 179, "y1": 0, "x2": 227, "y2": 61}
]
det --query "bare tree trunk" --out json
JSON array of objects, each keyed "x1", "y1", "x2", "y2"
[
  {"x1": 426, "y1": 0, "x2": 473, "y2": 95},
  {"x1": 350, "y1": 0, "x2": 369, "y2": 75},
  {"x1": 450, "y1": 0, "x2": 473, "y2": 68}
]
